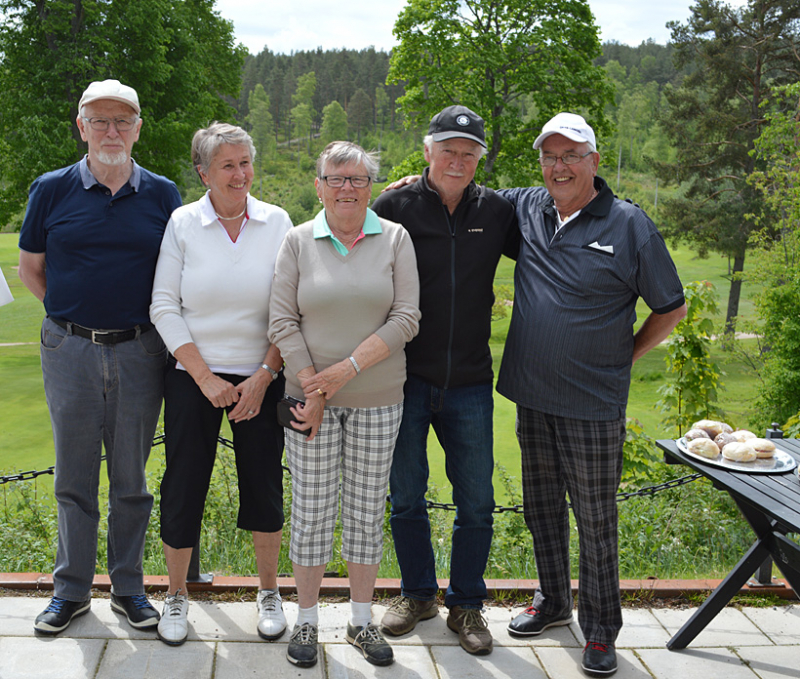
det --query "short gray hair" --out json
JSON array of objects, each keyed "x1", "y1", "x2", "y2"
[
  {"x1": 317, "y1": 141, "x2": 379, "y2": 180},
  {"x1": 192, "y1": 122, "x2": 256, "y2": 176},
  {"x1": 423, "y1": 134, "x2": 487, "y2": 158}
]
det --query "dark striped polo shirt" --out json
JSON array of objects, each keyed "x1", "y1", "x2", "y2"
[{"x1": 496, "y1": 176, "x2": 684, "y2": 421}]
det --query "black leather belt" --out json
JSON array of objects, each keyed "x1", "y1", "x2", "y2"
[{"x1": 49, "y1": 317, "x2": 154, "y2": 345}]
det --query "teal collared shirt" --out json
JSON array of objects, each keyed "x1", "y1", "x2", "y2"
[{"x1": 313, "y1": 207, "x2": 383, "y2": 255}]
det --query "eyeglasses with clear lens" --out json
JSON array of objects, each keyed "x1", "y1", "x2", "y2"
[
  {"x1": 83, "y1": 117, "x2": 137, "y2": 132},
  {"x1": 538, "y1": 151, "x2": 593, "y2": 167},
  {"x1": 322, "y1": 175, "x2": 372, "y2": 188}
]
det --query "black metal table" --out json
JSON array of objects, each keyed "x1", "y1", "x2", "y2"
[{"x1": 656, "y1": 437, "x2": 800, "y2": 650}]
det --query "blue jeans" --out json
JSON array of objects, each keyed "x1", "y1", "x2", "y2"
[
  {"x1": 389, "y1": 375, "x2": 494, "y2": 608},
  {"x1": 40, "y1": 317, "x2": 166, "y2": 600}
]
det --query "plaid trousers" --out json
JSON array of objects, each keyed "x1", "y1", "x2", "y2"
[
  {"x1": 285, "y1": 403, "x2": 402, "y2": 567},
  {"x1": 517, "y1": 406, "x2": 626, "y2": 644}
]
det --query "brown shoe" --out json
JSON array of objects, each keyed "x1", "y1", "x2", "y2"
[
  {"x1": 380, "y1": 596, "x2": 438, "y2": 636},
  {"x1": 446, "y1": 606, "x2": 493, "y2": 655}
]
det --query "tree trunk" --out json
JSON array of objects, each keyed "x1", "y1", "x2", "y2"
[{"x1": 723, "y1": 249, "x2": 746, "y2": 341}]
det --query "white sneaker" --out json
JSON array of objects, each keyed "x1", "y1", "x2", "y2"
[
  {"x1": 157, "y1": 592, "x2": 189, "y2": 646},
  {"x1": 256, "y1": 589, "x2": 287, "y2": 640}
]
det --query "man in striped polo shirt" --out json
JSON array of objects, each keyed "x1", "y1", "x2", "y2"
[{"x1": 497, "y1": 113, "x2": 686, "y2": 677}]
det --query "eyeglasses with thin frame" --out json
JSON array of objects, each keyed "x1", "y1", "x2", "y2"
[
  {"x1": 82, "y1": 117, "x2": 138, "y2": 132},
  {"x1": 538, "y1": 151, "x2": 593, "y2": 167},
  {"x1": 321, "y1": 175, "x2": 372, "y2": 189}
]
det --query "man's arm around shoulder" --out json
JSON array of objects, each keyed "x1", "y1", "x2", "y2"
[
  {"x1": 632, "y1": 304, "x2": 687, "y2": 364},
  {"x1": 18, "y1": 250, "x2": 47, "y2": 302}
]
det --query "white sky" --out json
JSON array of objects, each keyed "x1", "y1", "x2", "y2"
[{"x1": 214, "y1": 0, "x2": 749, "y2": 56}]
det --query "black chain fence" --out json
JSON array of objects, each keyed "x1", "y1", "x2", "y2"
[{"x1": 1, "y1": 434, "x2": 703, "y2": 513}]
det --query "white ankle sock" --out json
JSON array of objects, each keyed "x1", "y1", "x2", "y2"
[
  {"x1": 350, "y1": 600, "x2": 372, "y2": 628},
  {"x1": 296, "y1": 604, "x2": 318, "y2": 627}
]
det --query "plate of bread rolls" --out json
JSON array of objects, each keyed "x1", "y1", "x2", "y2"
[{"x1": 677, "y1": 419, "x2": 797, "y2": 474}]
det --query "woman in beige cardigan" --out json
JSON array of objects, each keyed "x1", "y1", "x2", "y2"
[{"x1": 269, "y1": 141, "x2": 420, "y2": 669}]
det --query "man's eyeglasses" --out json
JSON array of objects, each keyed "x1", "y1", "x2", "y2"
[
  {"x1": 82, "y1": 117, "x2": 138, "y2": 132},
  {"x1": 538, "y1": 151, "x2": 593, "y2": 167},
  {"x1": 321, "y1": 175, "x2": 372, "y2": 188}
]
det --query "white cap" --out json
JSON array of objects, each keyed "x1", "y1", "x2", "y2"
[
  {"x1": 533, "y1": 112, "x2": 595, "y2": 150},
  {"x1": 79, "y1": 79, "x2": 140, "y2": 115}
]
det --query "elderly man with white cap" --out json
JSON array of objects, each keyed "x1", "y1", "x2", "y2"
[
  {"x1": 18, "y1": 79, "x2": 181, "y2": 636},
  {"x1": 496, "y1": 113, "x2": 686, "y2": 676}
]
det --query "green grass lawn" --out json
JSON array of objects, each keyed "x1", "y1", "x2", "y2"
[{"x1": 0, "y1": 233, "x2": 763, "y2": 504}]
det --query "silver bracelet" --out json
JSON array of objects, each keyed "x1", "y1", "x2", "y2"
[
  {"x1": 348, "y1": 355, "x2": 361, "y2": 375},
  {"x1": 261, "y1": 363, "x2": 279, "y2": 380}
]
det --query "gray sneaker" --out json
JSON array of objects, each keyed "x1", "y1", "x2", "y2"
[
  {"x1": 447, "y1": 605, "x2": 493, "y2": 655},
  {"x1": 346, "y1": 621, "x2": 394, "y2": 666},
  {"x1": 286, "y1": 623, "x2": 318, "y2": 667},
  {"x1": 380, "y1": 596, "x2": 438, "y2": 636}
]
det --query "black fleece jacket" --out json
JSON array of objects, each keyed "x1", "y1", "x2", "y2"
[{"x1": 372, "y1": 168, "x2": 519, "y2": 389}]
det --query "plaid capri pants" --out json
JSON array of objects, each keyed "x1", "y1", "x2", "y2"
[
  {"x1": 517, "y1": 406, "x2": 626, "y2": 644},
  {"x1": 285, "y1": 402, "x2": 403, "y2": 567}
]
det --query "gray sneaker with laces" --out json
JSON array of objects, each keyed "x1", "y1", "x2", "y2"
[
  {"x1": 380, "y1": 595, "x2": 438, "y2": 636},
  {"x1": 346, "y1": 621, "x2": 394, "y2": 666},
  {"x1": 157, "y1": 591, "x2": 189, "y2": 646},
  {"x1": 287, "y1": 623, "x2": 318, "y2": 667}
]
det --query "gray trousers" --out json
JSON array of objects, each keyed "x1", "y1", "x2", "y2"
[{"x1": 41, "y1": 316, "x2": 165, "y2": 600}]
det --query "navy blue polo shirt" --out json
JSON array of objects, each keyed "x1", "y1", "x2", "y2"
[
  {"x1": 496, "y1": 177, "x2": 684, "y2": 421},
  {"x1": 19, "y1": 157, "x2": 181, "y2": 329}
]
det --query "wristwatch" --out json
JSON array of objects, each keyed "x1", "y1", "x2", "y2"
[{"x1": 261, "y1": 363, "x2": 279, "y2": 380}]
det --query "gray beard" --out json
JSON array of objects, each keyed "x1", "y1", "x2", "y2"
[{"x1": 96, "y1": 150, "x2": 128, "y2": 166}]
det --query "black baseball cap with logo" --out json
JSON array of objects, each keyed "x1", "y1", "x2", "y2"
[{"x1": 428, "y1": 105, "x2": 487, "y2": 149}]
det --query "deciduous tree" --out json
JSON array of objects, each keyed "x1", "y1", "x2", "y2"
[
  {"x1": 320, "y1": 101, "x2": 348, "y2": 143},
  {"x1": 0, "y1": 0, "x2": 246, "y2": 224},
  {"x1": 388, "y1": 0, "x2": 613, "y2": 186},
  {"x1": 247, "y1": 84, "x2": 275, "y2": 199}
]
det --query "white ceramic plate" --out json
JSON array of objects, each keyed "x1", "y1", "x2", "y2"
[{"x1": 676, "y1": 438, "x2": 798, "y2": 474}]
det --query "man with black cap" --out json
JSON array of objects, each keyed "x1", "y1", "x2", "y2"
[
  {"x1": 497, "y1": 112, "x2": 686, "y2": 677},
  {"x1": 371, "y1": 105, "x2": 518, "y2": 655},
  {"x1": 18, "y1": 79, "x2": 181, "y2": 636}
]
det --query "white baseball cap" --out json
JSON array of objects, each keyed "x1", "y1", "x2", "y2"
[
  {"x1": 533, "y1": 112, "x2": 595, "y2": 150},
  {"x1": 79, "y1": 79, "x2": 141, "y2": 115}
]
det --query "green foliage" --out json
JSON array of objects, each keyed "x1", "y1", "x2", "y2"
[
  {"x1": 622, "y1": 418, "x2": 661, "y2": 485},
  {"x1": 0, "y1": 0, "x2": 246, "y2": 221},
  {"x1": 388, "y1": 0, "x2": 613, "y2": 187},
  {"x1": 320, "y1": 101, "x2": 348, "y2": 144},
  {"x1": 348, "y1": 88, "x2": 374, "y2": 144},
  {"x1": 656, "y1": 281, "x2": 725, "y2": 437},
  {"x1": 247, "y1": 84, "x2": 276, "y2": 167},
  {"x1": 491, "y1": 285, "x2": 513, "y2": 322},
  {"x1": 656, "y1": 0, "x2": 800, "y2": 334},
  {"x1": 387, "y1": 151, "x2": 427, "y2": 183},
  {"x1": 746, "y1": 81, "x2": 800, "y2": 429}
]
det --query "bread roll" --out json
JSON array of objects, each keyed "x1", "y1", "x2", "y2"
[
  {"x1": 721, "y1": 442, "x2": 757, "y2": 462},
  {"x1": 714, "y1": 432, "x2": 737, "y2": 448},
  {"x1": 749, "y1": 438, "x2": 776, "y2": 459},
  {"x1": 685, "y1": 428, "x2": 711, "y2": 441},
  {"x1": 732, "y1": 430, "x2": 757, "y2": 442},
  {"x1": 692, "y1": 420, "x2": 721, "y2": 437},
  {"x1": 687, "y1": 438, "x2": 720, "y2": 459},
  {"x1": 719, "y1": 422, "x2": 733, "y2": 435}
]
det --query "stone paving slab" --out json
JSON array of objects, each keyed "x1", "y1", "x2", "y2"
[
  {"x1": 740, "y1": 605, "x2": 800, "y2": 645},
  {"x1": 432, "y1": 645, "x2": 546, "y2": 679},
  {"x1": 0, "y1": 637, "x2": 106, "y2": 679},
  {"x1": 734, "y1": 645, "x2": 800, "y2": 679},
  {"x1": 649, "y1": 606, "x2": 768, "y2": 647},
  {"x1": 637, "y1": 647, "x2": 760, "y2": 678},
  {"x1": 326, "y1": 644, "x2": 436, "y2": 679},
  {"x1": 95, "y1": 639, "x2": 216, "y2": 679}
]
